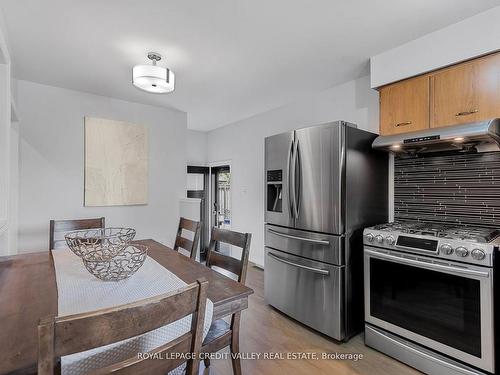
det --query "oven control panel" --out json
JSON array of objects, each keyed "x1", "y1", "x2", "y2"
[
  {"x1": 363, "y1": 229, "x2": 494, "y2": 267},
  {"x1": 396, "y1": 235, "x2": 438, "y2": 252}
]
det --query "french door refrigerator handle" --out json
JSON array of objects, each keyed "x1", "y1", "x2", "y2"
[
  {"x1": 267, "y1": 228, "x2": 330, "y2": 245},
  {"x1": 365, "y1": 249, "x2": 490, "y2": 278},
  {"x1": 287, "y1": 137, "x2": 296, "y2": 218},
  {"x1": 290, "y1": 137, "x2": 298, "y2": 219},
  {"x1": 293, "y1": 138, "x2": 301, "y2": 219},
  {"x1": 268, "y1": 252, "x2": 330, "y2": 275}
]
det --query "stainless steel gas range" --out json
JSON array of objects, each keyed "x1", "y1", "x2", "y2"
[{"x1": 363, "y1": 221, "x2": 499, "y2": 375}]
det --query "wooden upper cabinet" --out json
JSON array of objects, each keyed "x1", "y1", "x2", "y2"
[
  {"x1": 431, "y1": 53, "x2": 500, "y2": 128},
  {"x1": 379, "y1": 76, "x2": 430, "y2": 136}
]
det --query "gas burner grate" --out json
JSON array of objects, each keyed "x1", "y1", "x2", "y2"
[{"x1": 372, "y1": 221, "x2": 500, "y2": 243}]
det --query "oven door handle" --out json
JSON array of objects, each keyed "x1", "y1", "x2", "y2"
[
  {"x1": 365, "y1": 249, "x2": 490, "y2": 278},
  {"x1": 267, "y1": 252, "x2": 330, "y2": 275}
]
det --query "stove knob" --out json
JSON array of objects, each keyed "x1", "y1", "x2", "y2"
[
  {"x1": 364, "y1": 233, "x2": 374, "y2": 243},
  {"x1": 439, "y1": 243, "x2": 454, "y2": 255},
  {"x1": 375, "y1": 235, "x2": 384, "y2": 244},
  {"x1": 385, "y1": 236, "x2": 395, "y2": 246},
  {"x1": 471, "y1": 249, "x2": 486, "y2": 261},
  {"x1": 455, "y1": 247, "x2": 469, "y2": 257}
]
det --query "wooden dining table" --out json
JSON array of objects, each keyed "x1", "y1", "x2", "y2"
[{"x1": 0, "y1": 239, "x2": 254, "y2": 375}]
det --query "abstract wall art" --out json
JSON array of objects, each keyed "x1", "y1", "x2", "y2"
[{"x1": 84, "y1": 117, "x2": 148, "y2": 206}]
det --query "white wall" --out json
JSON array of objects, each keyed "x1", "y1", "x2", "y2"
[
  {"x1": 9, "y1": 119, "x2": 19, "y2": 253},
  {"x1": 0, "y1": 7, "x2": 17, "y2": 255},
  {"x1": 206, "y1": 75, "x2": 379, "y2": 266},
  {"x1": 0, "y1": 63, "x2": 10, "y2": 254},
  {"x1": 17, "y1": 80, "x2": 188, "y2": 253},
  {"x1": 186, "y1": 129, "x2": 208, "y2": 166},
  {"x1": 371, "y1": 6, "x2": 500, "y2": 87}
]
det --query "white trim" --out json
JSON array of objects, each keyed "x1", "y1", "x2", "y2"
[
  {"x1": 252, "y1": 262, "x2": 264, "y2": 270},
  {"x1": 208, "y1": 159, "x2": 232, "y2": 167},
  {"x1": 208, "y1": 161, "x2": 232, "y2": 252},
  {"x1": 0, "y1": 218, "x2": 7, "y2": 235},
  {"x1": 11, "y1": 94, "x2": 18, "y2": 122},
  {"x1": 0, "y1": 29, "x2": 10, "y2": 65},
  {"x1": 0, "y1": 8, "x2": 10, "y2": 65},
  {"x1": 179, "y1": 197, "x2": 202, "y2": 203}
]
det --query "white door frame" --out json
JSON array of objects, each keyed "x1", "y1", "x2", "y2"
[{"x1": 207, "y1": 160, "x2": 232, "y2": 237}]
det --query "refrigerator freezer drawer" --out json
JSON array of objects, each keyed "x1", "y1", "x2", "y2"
[
  {"x1": 265, "y1": 224, "x2": 344, "y2": 266},
  {"x1": 264, "y1": 247, "x2": 345, "y2": 340}
]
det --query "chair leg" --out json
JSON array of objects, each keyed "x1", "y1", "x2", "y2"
[
  {"x1": 230, "y1": 331, "x2": 242, "y2": 375},
  {"x1": 203, "y1": 357, "x2": 211, "y2": 368}
]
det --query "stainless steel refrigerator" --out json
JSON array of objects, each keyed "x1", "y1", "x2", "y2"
[{"x1": 264, "y1": 121, "x2": 388, "y2": 341}]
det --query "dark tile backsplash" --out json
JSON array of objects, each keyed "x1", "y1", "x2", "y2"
[{"x1": 394, "y1": 152, "x2": 500, "y2": 228}]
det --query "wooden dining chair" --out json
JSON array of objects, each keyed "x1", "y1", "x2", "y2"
[
  {"x1": 174, "y1": 217, "x2": 201, "y2": 259},
  {"x1": 202, "y1": 228, "x2": 251, "y2": 375},
  {"x1": 38, "y1": 278, "x2": 209, "y2": 375},
  {"x1": 49, "y1": 217, "x2": 105, "y2": 250}
]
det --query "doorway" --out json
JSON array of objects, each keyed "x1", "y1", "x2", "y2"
[
  {"x1": 186, "y1": 165, "x2": 209, "y2": 260},
  {"x1": 209, "y1": 162, "x2": 231, "y2": 255}
]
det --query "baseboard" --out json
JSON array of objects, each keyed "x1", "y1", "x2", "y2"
[{"x1": 250, "y1": 261, "x2": 264, "y2": 270}]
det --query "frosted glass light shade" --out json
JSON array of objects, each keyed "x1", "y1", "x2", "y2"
[{"x1": 132, "y1": 65, "x2": 175, "y2": 93}]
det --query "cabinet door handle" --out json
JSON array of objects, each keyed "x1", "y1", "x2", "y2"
[
  {"x1": 455, "y1": 109, "x2": 479, "y2": 117},
  {"x1": 395, "y1": 121, "x2": 412, "y2": 127}
]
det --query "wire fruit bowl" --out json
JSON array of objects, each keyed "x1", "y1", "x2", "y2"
[
  {"x1": 65, "y1": 227, "x2": 136, "y2": 260},
  {"x1": 82, "y1": 244, "x2": 148, "y2": 281}
]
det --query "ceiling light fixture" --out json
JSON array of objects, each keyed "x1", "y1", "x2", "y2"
[{"x1": 132, "y1": 52, "x2": 175, "y2": 94}]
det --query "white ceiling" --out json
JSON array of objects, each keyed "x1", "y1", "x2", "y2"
[{"x1": 2, "y1": 0, "x2": 499, "y2": 131}]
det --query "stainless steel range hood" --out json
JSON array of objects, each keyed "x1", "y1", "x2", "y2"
[{"x1": 372, "y1": 119, "x2": 500, "y2": 154}]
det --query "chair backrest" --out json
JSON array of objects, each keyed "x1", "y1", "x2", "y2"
[
  {"x1": 206, "y1": 228, "x2": 252, "y2": 284},
  {"x1": 49, "y1": 217, "x2": 105, "y2": 250},
  {"x1": 38, "y1": 278, "x2": 208, "y2": 375},
  {"x1": 174, "y1": 217, "x2": 201, "y2": 259}
]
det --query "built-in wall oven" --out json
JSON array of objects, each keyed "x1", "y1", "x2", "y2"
[{"x1": 363, "y1": 222, "x2": 498, "y2": 375}]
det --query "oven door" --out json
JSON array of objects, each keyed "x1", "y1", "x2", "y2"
[{"x1": 364, "y1": 246, "x2": 494, "y2": 372}]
